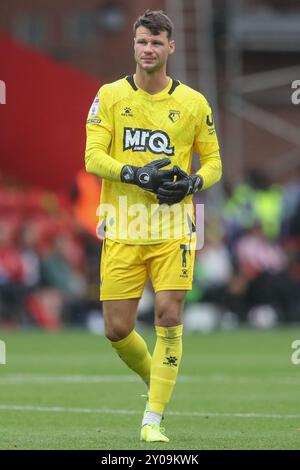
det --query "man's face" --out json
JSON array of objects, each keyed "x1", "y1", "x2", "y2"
[{"x1": 134, "y1": 26, "x2": 175, "y2": 73}]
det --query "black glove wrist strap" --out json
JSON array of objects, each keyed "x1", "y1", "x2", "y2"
[
  {"x1": 190, "y1": 175, "x2": 203, "y2": 193},
  {"x1": 120, "y1": 165, "x2": 137, "y2": 183}
]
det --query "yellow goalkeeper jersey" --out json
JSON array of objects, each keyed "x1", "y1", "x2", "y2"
[{"x1": 85, "y1": 75, "x2": 222, "y2": 244}]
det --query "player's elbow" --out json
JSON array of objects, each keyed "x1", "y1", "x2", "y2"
[
  {"x1": 216, "y1": 159, "x2": 222, "y2": 183},
  {"x1": 85, "y1": 156, "x2": 92, "y2": 174},
  {"x1": 212, "y1": 155, "x2": 222, "y2": 185},
  {"x1": 85, "y1": 150, "x2": 94, "y2": 175}
]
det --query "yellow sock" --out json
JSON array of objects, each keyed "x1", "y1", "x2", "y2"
[
  {"x1": 110, "y1": 330, "x2": 151, "y2": 387},
  {"x1": 149, "y1": 324, "x2": 183, "y2": 414}
]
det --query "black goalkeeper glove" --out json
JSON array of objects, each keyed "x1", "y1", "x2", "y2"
[
  {"x1": 156, "y1": 165, "x2": 203, "y2": 205},
  {"x1": 120, "y1": 158, "x2": 174, "y2": 193}
]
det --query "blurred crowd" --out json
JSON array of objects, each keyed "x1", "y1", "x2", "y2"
[
  {"x1": 0, "y1": 169, "x2": 300, "y2": 331},
  {"x1": 0, "y1": 179, "x2": 101, "y2": 329},
  {"x1": 186, "y1": 170, "x2": 300, "y2": 329}
]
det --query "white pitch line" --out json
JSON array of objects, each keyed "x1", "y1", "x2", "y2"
[
  {"x1": 0, "y1": 375, "x2": 139, "y2": 385},
  {"x1": 0, "y1": 404, "x2": 299, "y2": 420},
  {"x1": 0, "y1": 374, "x2": 300, "y2": 385}
]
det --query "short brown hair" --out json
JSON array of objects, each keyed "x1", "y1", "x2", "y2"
[{"x1": 133, "y1": 10, "x2": 174, "y2": 39}]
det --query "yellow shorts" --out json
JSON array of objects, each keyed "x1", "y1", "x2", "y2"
[{"x1": 100, "y1": 235, "x2": 196, "y2": 300}]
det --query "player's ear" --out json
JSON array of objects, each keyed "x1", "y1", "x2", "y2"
[{"x1": 169, "y1": 40, "x2": 175, "y2": 55}]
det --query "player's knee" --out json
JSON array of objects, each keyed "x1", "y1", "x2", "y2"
[
  {"x1": 156, "y1": 300, "x2": 183, "y2": 326},
  {"x1": 156, "y1": 315, "x2": 181, "y2": 327},
  {"x1": 155, "y1": 291, "x2": 185, "y2": 326},
  {"x1": 104, "y1": 321, "x2": 131, "y2": 342}
]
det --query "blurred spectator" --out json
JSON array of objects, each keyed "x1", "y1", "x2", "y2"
[
  {"x1": 187, "y1": 221, "x2": 232, "y2": 303},
  {"x1": 20, "y1": 223, "x2": 42, "y2": 289},
  {"x1": 0, "y1": 218, "x2": 26, "y2": 324},
  {"x1": 70, "y1": 169, "x2": 101, "y2": 237},
  {"x1": 223, "y1": 171, "x2": 283, "y2": 244},
  {"x1": 235, "y1": 224, "x2": 287, "y2": 278}
]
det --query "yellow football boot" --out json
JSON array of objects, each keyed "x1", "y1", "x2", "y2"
[{"x1": 140, "y1": 423, "x2": 169, "y2": 443}]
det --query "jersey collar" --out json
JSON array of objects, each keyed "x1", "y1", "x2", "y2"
[{"x1": 126, "y1": 75, "x2": 180, "y2": 99}]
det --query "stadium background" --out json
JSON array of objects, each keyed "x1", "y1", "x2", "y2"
[{"x1": 0, "y1": 0, "x2": 300, "y2": 451}]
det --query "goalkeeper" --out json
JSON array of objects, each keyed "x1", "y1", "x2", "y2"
[{"x1": 85, "y1": 9, "x2": 222, "y2": 443}]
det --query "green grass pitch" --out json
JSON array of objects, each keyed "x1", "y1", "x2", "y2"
[{"x1": 0, "y1": 327, "x2": 300, "y2": 450}]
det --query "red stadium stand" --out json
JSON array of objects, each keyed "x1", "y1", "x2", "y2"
[{"x1": 0, "y1": 32, "x2": 101, "y2": 191}]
